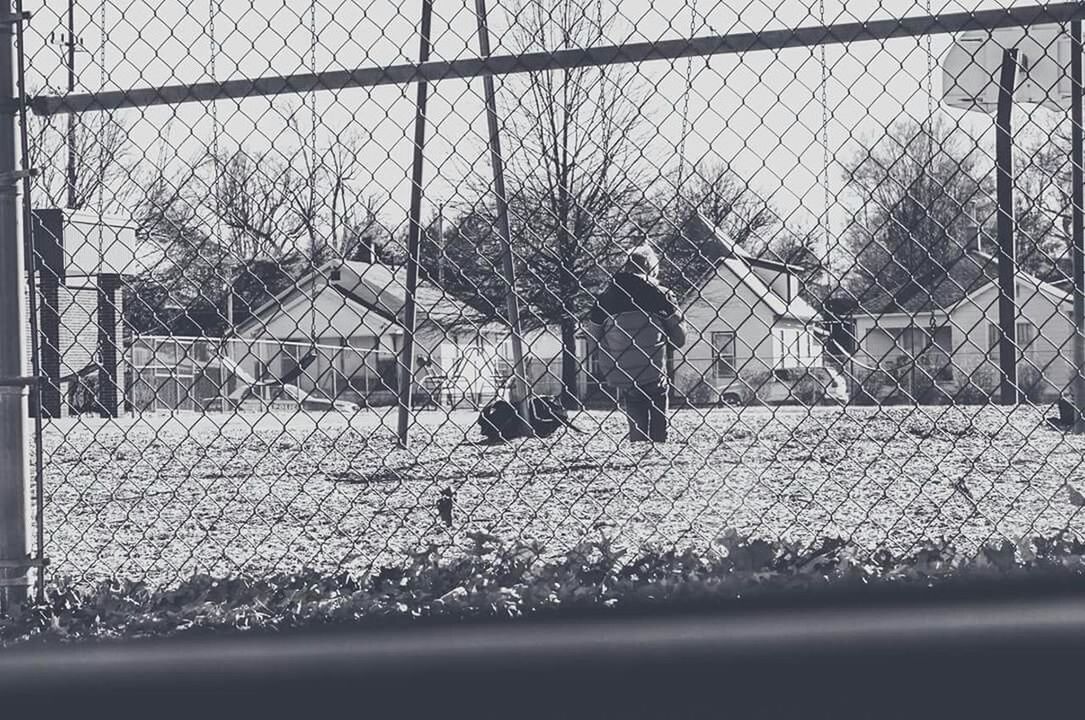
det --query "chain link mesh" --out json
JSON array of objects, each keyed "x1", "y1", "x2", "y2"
[{"x1": 11, "y1": 0, "x2": 1085, "y2": 591}]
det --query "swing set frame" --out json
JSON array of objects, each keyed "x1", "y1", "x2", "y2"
[{"x1": 21, "y1": 1, "x2": 1085, "y2": 447}]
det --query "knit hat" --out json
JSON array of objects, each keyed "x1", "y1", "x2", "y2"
[{"x1": 625, "y1": 244, "x2": 660, "y2": 277}]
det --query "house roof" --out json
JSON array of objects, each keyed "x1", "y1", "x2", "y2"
[
  {"x1": 867, "y1": 251, "x2": 999, "y2": 314},
  {"x1": 861, "y1": 251, "x2": 1071, "y2": 316},
  {"x1": 681, "y1": 212, "x2": 819, "y2": 322},
  {"x1": 237, "y1": 260, "x2": 487, "y2": 336}
]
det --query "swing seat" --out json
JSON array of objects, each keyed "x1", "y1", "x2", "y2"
[
  {"x1": 224, "y1": 350, "x2": 319, "y2": 403},
  {"x1": 420, "y1": 374, "x2": 448, "y2": 409},
  {"x1": 273, "y1": 350, "x2": 319, "y2": 387}
]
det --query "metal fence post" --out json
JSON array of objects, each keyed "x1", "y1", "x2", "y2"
[
  {"x1": 1072, "y1": 20, "x2": 1085, "y2": 433},
  {"x1": 0, "y1": 0, "x2": 30, "y2": 610},
  {"x1": 474, "y1": 0, "x2": 532, "y2": 432},
  {"x1": 396, "y1": 0, "x2": 434, "y2": 450},
  {"x1": 996, "y1": 48, "x2": 1019, "y2": 406}
]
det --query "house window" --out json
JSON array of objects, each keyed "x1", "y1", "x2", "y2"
[
  {"x1": 931, "y1": 326, "x2": 954, "y2": 382},
  {"x1": 712, "y1": 331, "x2": 736, "y2": 379},
  {"x1": 988, "y1": 322, "x2": 1036, "y2": 358},
  {"x1": 785, "y1": 329, "x2": 800, "y2": 364},
  {"x1": 1018, "y1": 322, "x2": 1036, "y2": 353},
  {"x1": 375, "y1": 355, "x2": 399, "y2": 392}
]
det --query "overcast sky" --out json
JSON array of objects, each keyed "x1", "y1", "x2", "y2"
[{"x1": 22, "y1": 0, "x2": 1076, "y2": 255}]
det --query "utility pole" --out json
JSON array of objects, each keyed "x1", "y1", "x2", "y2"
[
  {"x1": 0, "y1": 0, "x2": 31, "y2": 611},
  {"x1": 66, "y1": 1, "x2": 75, "y2": 208},
  {"x1": 49, "y1": 0, "x2": 83, "y2": 209}
]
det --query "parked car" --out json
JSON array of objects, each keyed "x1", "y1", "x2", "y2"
[{"x1": 716, "y1": 365, "x2": 849, "y2": 407}]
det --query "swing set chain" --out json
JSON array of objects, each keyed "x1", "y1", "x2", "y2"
[
  {"x1": 208, "y1": 0, "x2": 220, "y2": 169},
  {"x1": 309, "y1": 0, "x2": 319, "y2": 345},
  {"x1": 819, "y1": 0, "x2": 831, "y2": 254},
  {"x1": 675, "y1": 0, "x2": 697, "y2": 209}
]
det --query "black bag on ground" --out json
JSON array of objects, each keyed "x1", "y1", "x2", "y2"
[
  {"x1": 478, "y1": 396, "x2": 575, "y2": 442},
  {"x1": 1046, "y1": 397, "x2": 1081, "y2": 432}
]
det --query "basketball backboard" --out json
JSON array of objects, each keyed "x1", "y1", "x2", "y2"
[
  {"x1": 31, "y1": 208, "x2": 139, "y2": 281},
  {"x1": 942, "y1": 24, "x2": 1072, "y2": 113}
]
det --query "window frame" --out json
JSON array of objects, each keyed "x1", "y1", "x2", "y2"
[
  {"x1": 711, "y1": 330, "x2": 737, "y2": 379},
  {"x1": 988, "y1": 321, "x2": 1037, "y2": 358}
]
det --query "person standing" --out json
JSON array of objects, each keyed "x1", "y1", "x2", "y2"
[{"x1": 588, "y1": 245, "x2": 687, "y2": 443}]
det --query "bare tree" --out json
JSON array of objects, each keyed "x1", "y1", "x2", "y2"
[
  {"x1": 501, "y1": 0, "x2": 653, "y2": 407},
  {"x1": 842, "y1": 117, "x2": 986, "y2": 305},
  {"x1": 648, "y1": 162, "x2": 780, "y2": 298},
  {"x1": 207, "y1": 148, "x2": 307, "y2": 260},
  {"x1": 206, "y1": 116, "x2": 391, "y2": 267},
  {"x1": 27, "y1": 110, "x2": 133, "y2": 212},
  {"x1": 316, "y1": 195, "x2": 390, "y2": 263},
  {"x1": 1007, "y1": 121, "x2": 1076, "y2": 283}
]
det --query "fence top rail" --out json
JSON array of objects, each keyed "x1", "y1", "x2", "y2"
[
  {"x1": 30, "y1": 3, "x2": 1085, "y2": 117},
  {"x1": 127, "y1": 336, "x2": 396, "y2": 355}
]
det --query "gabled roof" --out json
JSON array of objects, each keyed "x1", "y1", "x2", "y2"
[
  {"x1": 861, "y1": 250, "x2": 1071, "y2": 316},
  {"x1": 681, "y1": 212, "x2": 819, "y2": 322},
  {"x1": 237, "y1": 259, "x2": 485, "y2": 335}
]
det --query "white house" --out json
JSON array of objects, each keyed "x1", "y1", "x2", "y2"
[
  {"x1": 234, "y1": 260, "x2": 511, "y2": 407},
  {"x1": 672, "y1": 214, "x2": 826, "y2": 398},
  {"x1": 850, "y1": 247, "x2": 1076, "y2": 402}
]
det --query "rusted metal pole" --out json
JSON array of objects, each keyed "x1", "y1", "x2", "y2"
[
  {"x1": 474, "y1": 0, "x2": 531, "y2": 431},
  {"x1": 1072, "y1": 20, "x2": 1085, "y2": 432},
  {"x1": 0, "y1": 0, "x2": 31, "y2": 611},
  {"x1": 995, "y1": 49, "x2": 1018, "y2": 406},
  {"x1": 396, "y1": 0, "x2": 433, "y2": 449}
]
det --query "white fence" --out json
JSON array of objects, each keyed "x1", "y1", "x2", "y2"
[{"x1": 125, "y1": 335, "x2": 579, "y2": 413}]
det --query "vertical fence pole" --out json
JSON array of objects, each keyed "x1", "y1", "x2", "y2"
[
  {"x1": 996, "y1": 48, "x2": 1018, "y2": 406},
  {"x1": 0, "y1": 0, "x2": 30, "y2": 610},
  {"x1": 64, "y1": 0, "x2": 76, "y2": 209},
  {"x1": 96, "y1": 273, "x2": 120, "y2": 418},
  {"x1": 396, "y1": 0, "x2": 434, "y2": 449},
  {"x1": 474, "y1": 0, "x2": 532, "y2": 433},
  {"x1": 436, "y1": 201, "x2": 445, "y2": 286},
  {"x1": 1073, "y1": 20, "x2": 1085, "y2": 433}
]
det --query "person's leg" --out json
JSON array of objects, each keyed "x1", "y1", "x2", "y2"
[
  {"x1": 623, "y1": 387, "x2": 650, "y2": 442},
  {"x1": 647, "y1": 385, "x2": 670, "y2": 443}
]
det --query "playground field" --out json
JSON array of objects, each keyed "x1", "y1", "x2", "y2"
[{"x1": 39, "y1": 403, "x2": 1085, "y2": 589}]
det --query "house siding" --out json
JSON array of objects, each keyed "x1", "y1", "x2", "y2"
[
  {"x1": 24, "y1": 281, "x2": 124, "y2": 416},
  {"x1": 948, "y1": 283, "x2": 1075, "y2": 398},
  {"x1": 246, "y1": 285, "x2": 397, "y2": 342},
  {"x1": 236, "y1": 277, "x2": 531, "y2": 408},
  {"x1": 853, "y1": 279, "x2": 1075, "y2": 401},
  {"x1": 677, "y1": 263, "x2": 823, "y2": 396}
]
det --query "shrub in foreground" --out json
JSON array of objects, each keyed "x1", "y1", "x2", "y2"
[{"x1": 3, "y1": 530, "x2": 1085, "y2": 647}]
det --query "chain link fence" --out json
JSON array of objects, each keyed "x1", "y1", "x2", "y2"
[{"x1": 4, "y1": 0, "x2": 1085, "y2": 598}]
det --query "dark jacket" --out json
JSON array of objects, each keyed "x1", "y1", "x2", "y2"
[{"x1": 587, "y1": 272, "x2": 687, "y2": 389}]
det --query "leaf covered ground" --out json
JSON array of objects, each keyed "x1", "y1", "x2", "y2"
[
  {"x1": 5, "y1": 531, "x2": 1085, "y2": 647},
  {"x1": 38, "y1": 403, "x2": 1085, "y2": 590}
]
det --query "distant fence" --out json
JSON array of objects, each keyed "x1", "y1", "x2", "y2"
[{"x1": 125, "y1": 335, "x2": 574, "y2": 412}]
